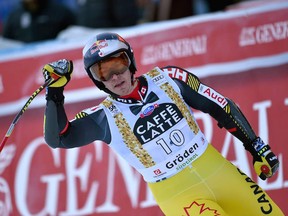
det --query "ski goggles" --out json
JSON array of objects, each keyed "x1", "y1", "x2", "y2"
[{"x1": 90, "y1": 52, "x2": 131, "y2": 81}]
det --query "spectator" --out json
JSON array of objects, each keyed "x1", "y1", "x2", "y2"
[
  {"x1": 2, "y1": 0, "x2": 75, "y2": 43},
  {"x1": 76, "y1": 0, "x2": 140, "y2": 28},
  {"x1": 206, "y1": 0, "x2": 242, "y2": 12},
  {"x1": 138, "y1": 0, "x2": 194, "y2": 22},
  {"x1": 138, "y1": 0, "x2": 244, "y2": 23}
]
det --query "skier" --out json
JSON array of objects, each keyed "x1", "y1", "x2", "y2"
[{"x1": 42, "y1": 32, "x2": 284, "y2": 215}]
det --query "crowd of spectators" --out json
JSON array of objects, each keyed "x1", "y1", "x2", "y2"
[
  {"x1": 2, "y1": 0, "x2": 75, "y2": 43},
  {"x1": 0, "y1": 0, "x2": 243, "y2": 44}
]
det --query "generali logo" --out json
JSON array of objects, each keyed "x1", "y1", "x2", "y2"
[
  {"x1": 0, "y1": 144, "x2": 16, "y2": 216},
  {"x1": 141, "y1": 35, "x2": 207, "y2": 65},
  {"x1": 239, "y1": 20, "x2": 288, "y2": 46}
]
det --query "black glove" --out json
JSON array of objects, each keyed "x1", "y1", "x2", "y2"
[
  {"x1": 42, "y1": 59, "x2": 73, "y2": 88},
  {"x1": 250, "y1": 137, "x2": 279, "y2": 180}
]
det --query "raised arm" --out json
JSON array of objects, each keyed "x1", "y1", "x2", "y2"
[{"x1": 43, "y1": 59, "x2": 111, "y2": 148}]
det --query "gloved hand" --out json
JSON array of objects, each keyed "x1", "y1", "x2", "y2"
[
  {"x1": 251, "y1": 137, "x2": 279, "y2": 180},
  {"x1": 43, "y1": 59, "x2": 73, "y2": 88}
]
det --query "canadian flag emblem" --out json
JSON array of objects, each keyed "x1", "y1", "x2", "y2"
[{"x1": 183, "y1": 201, "x2": 221, "y2": 216}]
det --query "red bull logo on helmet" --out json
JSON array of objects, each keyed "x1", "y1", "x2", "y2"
[{"x1": 90, "y1": 40, "x2": 108, "y2": 55}]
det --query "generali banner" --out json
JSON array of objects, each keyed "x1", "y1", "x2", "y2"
[{"x1": 0, "y1": 1, "x2": 287, "y2": 215}]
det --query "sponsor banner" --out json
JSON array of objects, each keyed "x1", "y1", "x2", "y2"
[
  {"x1": 0, "y1": 2, "x2": 287, "y2": 105},
  {"x1": 131, "y1": 3, "x2": 288, "y2": 74},
  {"x1": 0, "y1": 2, "x2": 287, "y2": 215}
]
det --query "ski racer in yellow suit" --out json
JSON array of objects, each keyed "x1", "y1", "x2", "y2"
[{"x1": 42, "y1": 32, "x2": 284, "y2": 216}]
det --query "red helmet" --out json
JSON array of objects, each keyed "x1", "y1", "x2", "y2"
[{"x1": 83, "y1": 32, "x2": 137, "y2": 95}]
